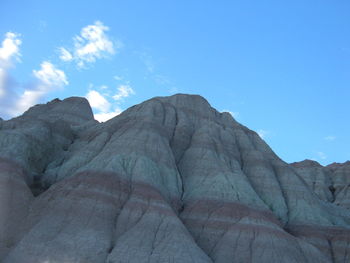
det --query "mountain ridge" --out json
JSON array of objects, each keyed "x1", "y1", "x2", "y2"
[{"x1": 0, "y1": 94, "x2": 349, "y2": 263}]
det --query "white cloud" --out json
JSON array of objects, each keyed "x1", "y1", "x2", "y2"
[
  {"x1": 317, "y1": 151, "x2": 327, "y2": 160},
  {"x1": 257, "y1": 129, "x2": 269, "y2": 139},
  {"x1": 59, "y1": 21, "x2": 120, "y2": 68},
  {"x1": 86, "y1": 89, "x2": 111, "y2": 113},
  {"x1": 12, "y1": 89, "x2": 47, "y2": 116},
  {"x1": 58, "y1": 47, "x2": 73, "y2": 61},
  {"x1": 0, "y1": 68, "x2": 6, "y2": 98},
  {"x1": 75, "y1": 21, "x2": 115, "y2": 60},
  {"x1": 85, "y1": 88, "x2": 122, "y2": 122},
  {"x1": 0, "y1": 33, "x2": 70, "y2": 119},
  {"x1": 86, "y1": 82, "x2": 135, "y2": 122},
  {"x1": 33, "y1": 61, "x2": 68, "y2": 88},
  {"x1": 0, "y1": 32, "x2": 21, "y2": 100},
  {"x1": 113, "y1": 84, "x2": 135, "y2": 101},
  {"x1": 0, "y1": 32, "x2": 21, "y2": 67},
  {"x1": 9, "y1": 61, "x2": 68, "y2": 116},
  {"x1": 324, "y1": 135, "x2": 336, "y2": 141},
  {"x1": 94, "y1": 108, "x2": 122, "y2": 122},
  {"x1": 222, "y1": 110, "x2": 239, "y2": 118},
  {"x1": 0, "y1": 32, "x2": 29, "y2": 118}
]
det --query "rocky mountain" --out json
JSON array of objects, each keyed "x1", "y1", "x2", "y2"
[{"x1": 0, "y1": 94, "x2": 349, "y2": 263}]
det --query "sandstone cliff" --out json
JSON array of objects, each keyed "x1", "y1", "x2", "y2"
[{"x1": 0, "y1": 94, "x2": 349, "y2": 263}]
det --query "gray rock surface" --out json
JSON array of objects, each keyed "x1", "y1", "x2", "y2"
[
  {"x1": 1, "y1": 94, "x2": 349, "y2": 262},
  {"x1": 292, "y1": 160, "x2": 350, "y2": 210}
]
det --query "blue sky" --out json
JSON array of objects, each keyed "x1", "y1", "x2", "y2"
[{"x1": 0, "y1": 0, "x2": 349, "y2": 165}]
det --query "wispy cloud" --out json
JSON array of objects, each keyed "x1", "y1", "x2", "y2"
[
  {"x1": 58, "y1": 47, "x2": 73, "y2": 61},
  {"x1": 38, "y1": 20, "x2": 47, "y2": 32},
  {"x1": 114, "y1": 75, "x2": 123, "y2": 81},
  {"x1": 138, "y1": 50, "x2": 176, "y2": 93},
  {"x1": 113, "y1": 84, "x2": 135, "y2": 101},
  {"x1": 257, "y1": 129, "x2": 269, "y2": 139},
  {"x1": 154, "y1": 74, "x2": 171, "y2": 86},
  {"x1": 324, "y1": 135, "x2": 336, "y2": 141},
  {"x1": 168, "y1": 87, "x2": 178, "y2": 94},
  {"x1": 317, "y1": 151, "x2": 327, "y2": 160},
  {"x1": 222, "y1": 110, "x2": 239, "y2": 119},
  {"x1": 139, "y1": 52, "x2": 155, "y2": 73},
  {"x1": 85, "y1": 82, "x2": 135, "y2": 122},
  {"x1": 59, "y1": 21, "x2": 121, "y2": 68}
]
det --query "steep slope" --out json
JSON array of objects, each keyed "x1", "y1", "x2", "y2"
[
  {"x1": 0, "y1": 97, "x2": 95, "y2": 259},
  {"x1": 0, "y1": 94, "x2": 349, "y2": 263},
  {"x1": 291, "y1": 160, "x2": 350, "y2": 210}
]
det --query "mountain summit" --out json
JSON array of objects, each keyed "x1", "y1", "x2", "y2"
[{"x1": 1, "y1": 94, "x2": 349, "y2": 263}]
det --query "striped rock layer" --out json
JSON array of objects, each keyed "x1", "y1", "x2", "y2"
[{"x1": 0, "y1": 94, "x2": 349, "y2": 263}]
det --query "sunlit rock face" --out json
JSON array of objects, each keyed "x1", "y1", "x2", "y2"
[{"x1": 0, "y1": 94, "x2": 349, "y2": 263}]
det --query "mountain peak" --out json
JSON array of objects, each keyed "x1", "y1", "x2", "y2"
[
  {"x1": 21, "y1": 96, "x2": 94, "y2": 124},
  {"x1": 290, "y1": 159, "x2": 323, "y2": 168}
]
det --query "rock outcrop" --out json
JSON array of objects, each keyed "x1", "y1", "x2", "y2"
[
  {"x1": 291, "y1": 160, "x2": 350, "y2": 209},
  {"x1": 0, "y1": 94, "x2": 349, "y2": 263}
]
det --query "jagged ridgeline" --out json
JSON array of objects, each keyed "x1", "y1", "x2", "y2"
[{"x1": 0, "y1": 94, "x2": 349, "y2": 263}]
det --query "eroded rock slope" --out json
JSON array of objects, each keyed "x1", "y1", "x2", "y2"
[{"x1": 1, "y1": 94, "x2": 349, "y2": 263}]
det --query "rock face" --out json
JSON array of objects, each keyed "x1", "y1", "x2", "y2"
[
  {"x1": 291, "y1": 160, "x2": 350, "y2": 210},
  {"x1": 0, "y1": 94, "x2": 349, "y2": 263}
]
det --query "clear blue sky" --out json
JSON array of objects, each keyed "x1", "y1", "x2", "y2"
[{"x1": 0, "y1": 0, "x2": 349, "y2": 165}]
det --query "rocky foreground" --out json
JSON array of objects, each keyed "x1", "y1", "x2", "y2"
[{"x1": 0, "y1": 94, "x2": 349, "y2": 263}]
